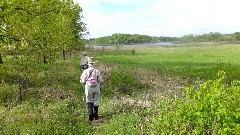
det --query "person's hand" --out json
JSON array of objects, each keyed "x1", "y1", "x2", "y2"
[{"x1": 80, "y1": 79, "x2": 86, "y2": 85}]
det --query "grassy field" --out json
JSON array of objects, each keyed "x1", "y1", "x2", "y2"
[
  {"x1": 1, "y1": 43, "x2": 240, "y2": 134},
  {"x1": 97, "y1": 44, "x2": 240, "y2": 82}
]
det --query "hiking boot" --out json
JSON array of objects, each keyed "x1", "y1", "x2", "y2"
[
  {"x1": 87, "y1": 102, "x2": 94, "y2": 121},
  {"x1": 94, "y1": 106, "x2": 99, "y2": 120},
  {"x1": 89, "y1": 114, "x2": 94, "y2": 121},
  {"x1": 94, "y1": 114, "x2": 98, "y2": 120}
]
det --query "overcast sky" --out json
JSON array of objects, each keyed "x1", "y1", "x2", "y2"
[{"x1": 74, "y1": 0, "x2": 240, "y2": 38}]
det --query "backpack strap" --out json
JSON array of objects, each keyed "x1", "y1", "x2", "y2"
[{"x1": 87, "y1": 68, "x2": 95, "y2": 80}]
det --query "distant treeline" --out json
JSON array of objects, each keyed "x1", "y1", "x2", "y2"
[
  {"x1": 180, "y1": 32, "x2": 240, "y2": 43},
  {"x1": 89, "y1": 33, "x2": 179, "y2": 45},
  {"x1": 89, "y1": 32, "x2": 240, "y2": 45}
]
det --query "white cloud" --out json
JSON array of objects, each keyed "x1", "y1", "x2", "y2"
[{"x1": 75, "y1": 0, "x2": 240, "y2": 38}]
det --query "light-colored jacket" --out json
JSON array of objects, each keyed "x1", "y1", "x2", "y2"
[
  {"x1": 80, "y1": 67, "x2": 103, "y2": 86},
  {"x1": 80, "y1": 66, "x2": 103, "y2": 105}
]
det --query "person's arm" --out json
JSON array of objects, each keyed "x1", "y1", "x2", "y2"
[
  {"x1": 97, "y1": 70, "x2": 103, "y2": 84},
  {"x1": 80, "y1": 71, "x2": 87, "y2": 84}
]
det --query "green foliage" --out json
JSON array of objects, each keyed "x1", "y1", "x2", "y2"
[
  {"x1": 131, "y1": 49, "x2": 136, "y2": 55},
  {"x1": 91, "y1": 33, "x2": 179, "y2": 46},
  {"x1": 0, "y1": 51, "x2": 150, "y2": 134},
  {"x1": 91, "y1": 32, "x2": 240, "y2": 46},
  {"x1": 147, "y1": 71, "x2": 240, "y2": 134},
  {"x1": 1, "y1": 0, "x2": 86, "y2": 64},
  {"x1": 216, "y1": 62, "x2": 240, "y2": 85},
  {"x1": 0, "y1": 52, "x2": 92, "y2": 134},
  {"x1": 0, "y1": 0, "x2": 86, "y2": 104},
  {"x1": 234, "y1": 32, "x2": 240, "y2": 41},
  {"x1": 180, "y1": 32, "x2": 240, "y2": 43},
  {"x1": 2, "y1": 44, "x2": 240, "y2": 134}
]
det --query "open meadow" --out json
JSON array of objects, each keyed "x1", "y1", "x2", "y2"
[
  {"x1": 97, "y1": 44, "x2": 240, "y2": 82},
  {"x1": 1, "y1": 43, "x2": 240, "y2": 134}
]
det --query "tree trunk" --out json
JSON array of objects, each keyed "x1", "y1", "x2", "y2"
[
  {"x1": 62, "y1": 50, "x2": 65, "y2": 60},
  {"x1": 43, "y1": 56, "x2": 47, "y2": 64},
  {"x1": 0, "y1": 53, "x2": 3, "y2": 64},
  {"x1": 18, "y1": 79, "x2": 23, "y2": 101},
  {"x1": 19, "y1": 85, "x2": 23, "y2": 101}
]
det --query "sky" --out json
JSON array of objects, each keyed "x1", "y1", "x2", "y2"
[{"x1": 74, "y1": 0, "x2": 240, "y2": 38}]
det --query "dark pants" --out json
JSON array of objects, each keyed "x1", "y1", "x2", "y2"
[{"x1": 87, "y1": 102, "x2": 99, "y2": 121}]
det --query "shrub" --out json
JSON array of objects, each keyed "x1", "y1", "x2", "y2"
[
  {"x1": 131, "y1": 49, "x2": 136, "y2": 55},
  {"x1": 147, "y1": 71, "x2": 240, "y2": 134}
]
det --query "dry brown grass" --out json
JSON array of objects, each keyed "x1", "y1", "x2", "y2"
[
  {"x1": 96, "y1": 63, "x2": 191, "y2": 110},
  {"x1": 39, "y1": 87, "x2": 75, "y2": 100}
]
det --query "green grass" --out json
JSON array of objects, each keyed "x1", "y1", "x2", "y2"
[
  {"x1": 0, "y1": 51, "x2": 148, "y2": 134},
  {"x1": 1, "y1": 44, "x2": 240, "y2": 134},
  {"x1": 97, "y1": 44, "x2": 240, "y2": 82},
  {"x1": 0, "y1": 53, "x2": 93, "y2": 134},
  {"x1": 95, "y1": 113, "x2": 142, "y2": 135},
  {"x1": 0, "y1": 98, "x2": 93, "y2": 134}
]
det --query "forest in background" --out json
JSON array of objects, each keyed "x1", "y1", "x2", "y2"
[{"x1": 90, "y1": 32, "x2": 240, "y2": 45}]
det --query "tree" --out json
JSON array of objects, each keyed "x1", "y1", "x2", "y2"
[
  {"x1": 234, "y1": 32, "x2": 240, "y2": 41},
  {"x1": 1, "y1": 0, "x2": 86, "y2": 101}
]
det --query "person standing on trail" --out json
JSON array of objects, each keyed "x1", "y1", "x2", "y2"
[
  {"x1": 80, "y1": 58, "x2": 103, "y2": 121},
  {"x1": 80, "y1": 52, "x2": 90, "y2": 70}
]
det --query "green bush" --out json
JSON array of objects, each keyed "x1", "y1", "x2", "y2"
[
  {"x1": 131, "y1": 49, "x2": 136, "y2": 55},
  {"x1": 217, "y1": 63, "x2": 240, "y2": 85},
  {"x1": 147, "y1": 71, "x2": 240, "y2": 134}
]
